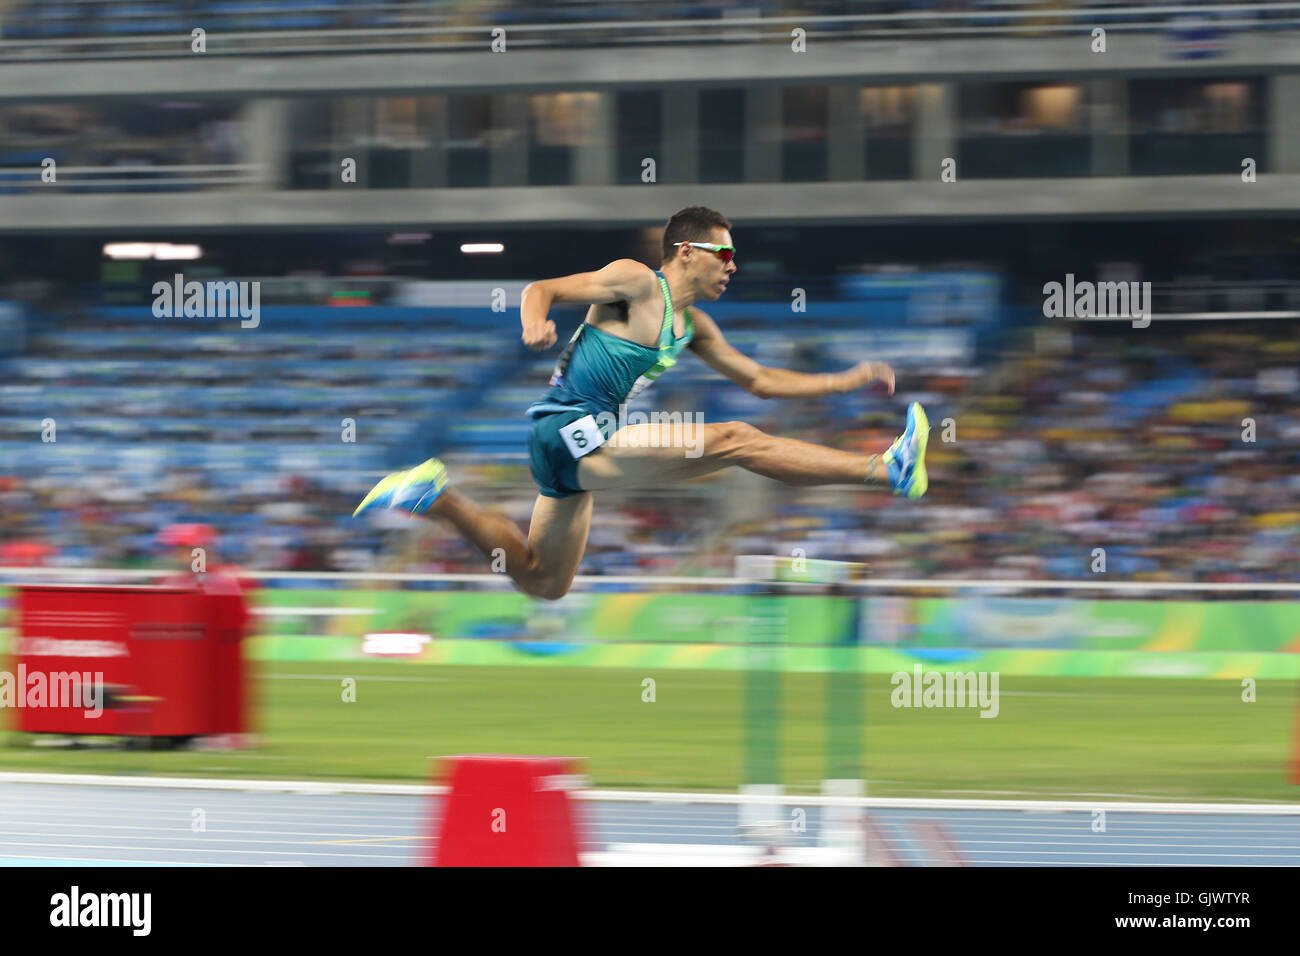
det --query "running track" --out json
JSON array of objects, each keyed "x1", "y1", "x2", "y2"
[{"x1": 0, "y1": 777, "x2": 1297, "y2": 866}]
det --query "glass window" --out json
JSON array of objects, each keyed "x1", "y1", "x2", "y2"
[
  {"x1": 860, "y1": 85, "x2": 917, "y2": 180},
  {"x1": 616, "y1": 90, "x2": 662, "y2": 185},
  {"x1": 447, "y1": 94, "x2": 493, "y2": 147},
  {"x1": 699, "y1": 89, "x2": 744, "y2": 184},
  {"x1": 528, "y1": 92, "x2": 600, "y2": 186},
  {"x1": 958, "y1": 82, "x2": 1091, "y2": 178},
  {"x1": 781, "y1": 86, "x2": 828, "y2": 182},
  {"x1": 1129, "y1": 78, "x2": 1266, "y2": 175},
  {"x1": 447, "y1": 94, "x2": 493, "y2": 188},
  {"x1": 374, "y1": 97, "x2": 423, "y2": 148},
  {"x1": 529, "y1": 92, "x2": 599, "y2": 148}
]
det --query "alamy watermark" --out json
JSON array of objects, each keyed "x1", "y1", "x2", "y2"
[
  {"x1": 593, "y1": 403, "x2": 705, "y2": 458},
  {"x1": 1042, "y1": 273, "x2": 1152, "y2": 329},
  {"x1": 50, "y1": 886, "x2": 151, "y2": 936},
  {"x1": 890, "y1": 665, "x2": 1000, "y2": 718},
  {"x1": 0, "y1": 667, "x2": 104, "y2": 717},
  {"x1": 152, "y1": 273, "x2": 260, "y2": 328}
]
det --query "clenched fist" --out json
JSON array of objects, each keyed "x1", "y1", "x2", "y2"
[{"x1": 522, "y1": 320, "x2": 557, "y2": 351}]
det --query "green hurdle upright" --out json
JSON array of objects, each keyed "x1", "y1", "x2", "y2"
[
  {"x1": 734, "y1": 555, "x2": 865, "y2": 862},
  {"x1": 822, "y1": 588, "x2": 865, "y2": 861}
]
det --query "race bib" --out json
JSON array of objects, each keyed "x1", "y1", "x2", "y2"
[{"x1": 558, "y1": 414, "x2": 606, "y2": 460}]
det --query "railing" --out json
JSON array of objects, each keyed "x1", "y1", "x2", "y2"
[
  {"x1": 0, "y1": 163, "x2": 263, "y2": 191},
  {"x1": 1, "y1": 567, "x2": 1297, "y2": 597},
  {"x1": 0, "y1": 3, "x2": 1298, "y2": 61}
]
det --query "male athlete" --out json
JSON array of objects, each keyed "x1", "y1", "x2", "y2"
[{"x1": 355, "y1": 206, "x2": 929, "y2": 600}]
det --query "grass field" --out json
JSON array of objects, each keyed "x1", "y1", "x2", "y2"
[{"x1": 2, "y1": 663, "x2": 1297, "y2": 802}]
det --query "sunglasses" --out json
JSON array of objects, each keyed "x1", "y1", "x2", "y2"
[{"x1": 674, "y1": 241, "x2": 735, "y2": 264}]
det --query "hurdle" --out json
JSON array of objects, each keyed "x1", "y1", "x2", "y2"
[{"x1": 735, "y1": 555, "x2": 867, "y2": 865}]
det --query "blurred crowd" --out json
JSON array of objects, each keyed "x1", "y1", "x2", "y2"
[
  {"x1": 2, "y1": 310, "x2": 1296, "y2": 586},
  {"x1": 814, "y1": 323, "x2": 1300, "y2": 583}
]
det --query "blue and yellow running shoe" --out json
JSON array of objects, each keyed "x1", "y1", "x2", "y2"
[
  {"x1": 353, "y1": 458, "x2": 449, "y2": 517},
  {"x1": 883, "y1": 402, "x2": 929, "y2": 499}
]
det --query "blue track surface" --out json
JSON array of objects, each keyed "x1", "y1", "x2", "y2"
[{"x1": 0, "y1": 783, "x2": 1297, "y2": 866}]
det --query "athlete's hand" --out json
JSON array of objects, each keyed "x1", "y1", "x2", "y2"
[
  {"x1": 523, "y1": 319, "x2": 557, "y2": 351},
  {"x1": 838, "y1": 360, "x2": 895, "y2": 396}
]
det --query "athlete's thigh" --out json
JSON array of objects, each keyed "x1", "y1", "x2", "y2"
[
  {"x1": 577, "y1": 421, "x2": 737, "y2": 491},
  {"x1": 526, "y1": 491, "x2": 594, "y2": 586}
]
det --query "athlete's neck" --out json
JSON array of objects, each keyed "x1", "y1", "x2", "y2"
[{"x1": 659, "y1": 263, "x2": 698, "y2": 311}]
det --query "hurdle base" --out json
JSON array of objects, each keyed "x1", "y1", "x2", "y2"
[
  {"x1": 736, "y1": 783, "x2": 786, "y2": 865},
  {"x1": 819, "y1": 778, "x2": 867, "y2": 866}
]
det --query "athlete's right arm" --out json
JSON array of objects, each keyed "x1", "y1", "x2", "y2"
[{"x1": 520, "y1": 259, "x2": 655, "y2": 351}]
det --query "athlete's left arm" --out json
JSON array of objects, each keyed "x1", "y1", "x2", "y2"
[{"x1": 688, "y1": 309, "x2": 895, "y2": 399}]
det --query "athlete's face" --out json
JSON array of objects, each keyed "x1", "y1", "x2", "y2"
[{"x1": 691, "y1": 227, "x2": 737, "y2": 300}]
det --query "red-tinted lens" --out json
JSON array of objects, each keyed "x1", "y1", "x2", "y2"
[{"x1": 715, "y1": 248, "x2": 734, "y2": 264}]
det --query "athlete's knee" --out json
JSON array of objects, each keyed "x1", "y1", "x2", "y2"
[
  {"x1": 714, "y1": 420, "x2": 765, "y2": 460},
  {"x1": 527, "y1": 579, "x2": 572, "y2": 602},
  {"x1": 516, "y1": 570, "x2": 573, "y2": 601}
]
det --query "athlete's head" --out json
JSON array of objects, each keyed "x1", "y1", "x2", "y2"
[{"x1": 662, "y1": 205, "x2": 736, "y2": 301}]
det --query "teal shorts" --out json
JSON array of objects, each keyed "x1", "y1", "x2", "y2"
[{"x1": 528, "y1": 409, "x2": 599, "y2": 499}]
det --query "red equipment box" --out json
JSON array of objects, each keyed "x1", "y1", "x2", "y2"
[
  {"x1": 430, "y1": 755, "x2": 586, "y2": 867},
  {"x1": 9, "y1": 584, "x2": 250, "y2": 739}
]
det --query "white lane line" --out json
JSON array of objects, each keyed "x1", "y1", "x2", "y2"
[
  {"x1": 3, "y1": 772, "x2": 1299, "y2": 814},
  {"x1": 870, "y1": 823, "x2": 1300, "y2": 834},
  {"x1": 0, "y1": 788, "x2": 425, "y2": 807},
  {"x1": 0, "y1": 836, "x2": 419, "y2": 853},
  {"x1": 950, "y1": 848, "x2": 1300, "y2": 859},
  {"x1": 271, "y1": 674, "x2": 450, "y2": 682},
  {"x1": 934, "y1": 839, "x2": 1300, "y2": 850},
  {"x1": 0, "y1": 772, "x2": 433, "y2": 796},
  {"x1": 0, "y1": 813, "x2": 421, "y2": 827},
  {"x1": 0, "y1": 853, "x2": 238, "y2": 866},
  {"x1": 966, "y1": 861, "x2": 1270, "y2": 867},
  {"x1": 0, "y1": 840, "x2": 415, "y2": 859},
  {"x1": 0, "y1": 798, "x2": 420, "y2": 810},
  {"x1": 0, "y1": 822, "x2": 427, "y2": 840},
  {"x1": 0, "y1": 804, "x2": 423, "y2": 824}
]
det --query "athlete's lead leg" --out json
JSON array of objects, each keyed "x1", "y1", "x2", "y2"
[
  {"x1": 578, "y1": 420, "x2": 873, "y2": 488},
  {"x1": 579, "y1": 403, "x2": 928, "y2": 496}
]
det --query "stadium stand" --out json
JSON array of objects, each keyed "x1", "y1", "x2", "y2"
[{"x1": 2, "y1": 273, "x2": 1296, "y2": 583}]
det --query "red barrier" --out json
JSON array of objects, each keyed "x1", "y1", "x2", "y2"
[
  {"x1": 10, "y1": 584, "x2": 249, "y2": 739},
  {"x1": 431, "y1": 755, "x2": 584, "y2": 867}
]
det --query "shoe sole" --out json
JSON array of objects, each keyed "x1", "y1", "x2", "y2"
[
  {"x1": 353, "y1": 471, "x2": 405, "y2": 516},
  {"x1": 353, "y1": 460, "x2": 447, "y2": 517},
  {"x1": 907, "y1": 403, "x2": 930, "y2": 499}
]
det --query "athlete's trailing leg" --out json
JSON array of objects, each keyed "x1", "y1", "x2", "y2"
[{"x1": 354, "y1": 460, "x2": 593, "y2": 600}]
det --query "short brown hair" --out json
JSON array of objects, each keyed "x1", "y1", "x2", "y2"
[{"x1": 662, "y1": 205, "x2": 732, "y2": 264}]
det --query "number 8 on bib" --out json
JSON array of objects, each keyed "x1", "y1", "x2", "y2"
[{"x1": 558, "y1": 414, "x2": 606, "y2": 460}]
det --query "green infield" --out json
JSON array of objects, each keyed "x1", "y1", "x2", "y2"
[{"x1": 1, "y1": 663, "x2": 1297, "y2": 802}]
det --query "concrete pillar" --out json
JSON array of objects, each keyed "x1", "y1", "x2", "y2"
[
  {"x1": 744, "y1": 86, "x2": 782, "y2": 183},
  {"x1": 662, "y1": 88, "x2": 700, "y2": 184},
  {"x1": 1090, "y1": 78, "x2": 1129, "y2": 177},
  {"x1": 411, "y1": 95, "x2": 448, "y2": 188},
  {"x1": 490, "y1": 92, "x2": 528, "y2": 187},
  {"x1": 912, "y1": 83, "x2": 955, "y2": 181},
  {"x1": 574, "y1": 91, "x2": 616, "y2": 186},
  {"x1": 1269, "y1": 75, "x2": 1300, "y2": 173},
  {"x1": 242, "y1": 99, "x2": 289, "y2": 190},
  {"x1": 827, "y1": 85, "x2": 864, "y2": 182},
  {"x1": 331, "y1": 97, "x2": 371, "y2": 189}
]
